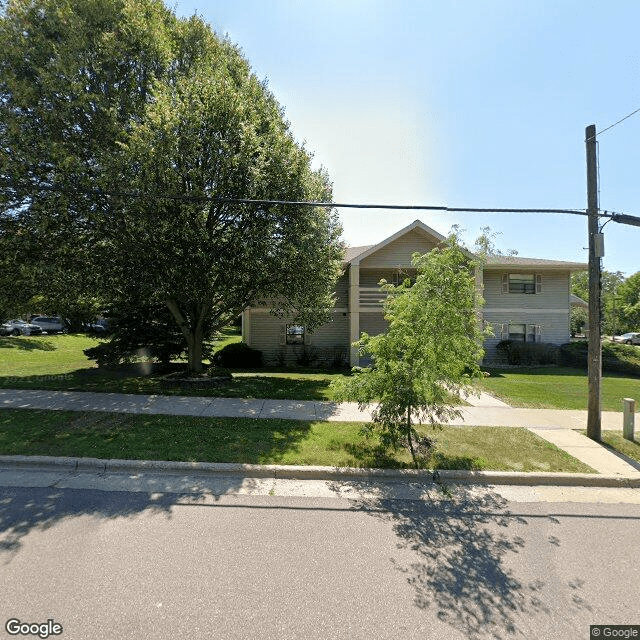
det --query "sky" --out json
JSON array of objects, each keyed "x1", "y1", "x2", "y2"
[{"x1": 174, "y1": 0, "x2": 640, "y2": 276}]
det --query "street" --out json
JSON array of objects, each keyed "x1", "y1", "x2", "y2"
[{"x1": 1, "y1": 473, "x2": 639, "y2": 640}]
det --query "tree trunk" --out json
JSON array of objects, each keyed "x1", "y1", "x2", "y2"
[
  {"x1": 406, "y1": 404, "x2": 417, "y2": 467},
  {"x1": 187, "y1": 335, "x2": 204, "y2": 374},
  {"x1": 165, "y1": 299, "x2": 210, "y2": 375}
]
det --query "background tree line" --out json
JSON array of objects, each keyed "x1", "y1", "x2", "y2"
[{"x1": 571, "y1": 270, "x2": 640, "y2": 336}]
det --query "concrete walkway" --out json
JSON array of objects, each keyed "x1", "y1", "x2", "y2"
[{"x1": 0, "y1": 388, "x2": 638, "y2": 477}]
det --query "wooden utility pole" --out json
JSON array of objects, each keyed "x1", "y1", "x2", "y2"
[{"x1": 586, "y1": 124, "x2": 601, "y2": 441}]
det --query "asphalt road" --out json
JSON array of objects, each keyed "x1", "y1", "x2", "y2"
[{"x1": 1, "y1": 478, "x2": 639, "y2": 640}]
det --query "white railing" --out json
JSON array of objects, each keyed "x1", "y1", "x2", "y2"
[{"x1": 359, "y1": 287, "x2": 386, "y2": 307}]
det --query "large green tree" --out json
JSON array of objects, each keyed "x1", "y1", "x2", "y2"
[
  {"x1": 0, "y1": 0, "x2": 174, "y2": 319},
  {"x1": 615, "y1": 271, "x2": 640, "y2": 332},
  {"x1": 331, "y1": 235, "x2": 486, "y2": 466},
  {"x1": 571, "y1": 269, "x2": 626, "y2": 335},
  {"x1": 1, "y1": 0, "x2": 343, "y2": 372}
]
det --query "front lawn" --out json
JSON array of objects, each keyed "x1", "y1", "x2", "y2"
[
  {"x1": 0, "y1": 333, "x2": 346, "y2": 400},
  {"x1": 479, "y1": 367, "x2": 640, "y2": 411},
  {"x1": 0, "y1": 409, "x2": 595, "y2": 472}
]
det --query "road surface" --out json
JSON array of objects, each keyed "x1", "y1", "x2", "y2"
[{"x1": 1, "y1": 472, "x2": 639, "y2": 640}]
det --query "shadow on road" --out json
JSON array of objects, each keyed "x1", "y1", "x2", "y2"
[
  {"x1": 332, "y1": 482, "x2": 595, "y2": 640},
  {"x1": 0, "y1": 475, "x2": 261, "y2": 562}
]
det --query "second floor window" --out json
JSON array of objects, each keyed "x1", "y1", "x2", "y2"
[{"x1": 503, "y1": 273, "x2": 541, "y2": 294}]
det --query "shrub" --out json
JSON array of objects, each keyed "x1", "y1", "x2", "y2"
[
  {"x1": 213, "y1": 342, "x2": 263, "y2": 368},
  {"x1": 560, "y1": 341, "x2": 640, "y2": 376},
  {"x1": 294, "y1": 345, "x2": 318, "y2": 367},
  {"x1": 496, "y1": 340, "x2": 559, "y2": 366}
]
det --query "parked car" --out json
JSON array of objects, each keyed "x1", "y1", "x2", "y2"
[
  {"x1": 85, "y1": 318, "x2": 111, "y2": 334},
  {"x1": 30, "y1": 316, "x2": 67, "y2": 334},
  {"x1": 612, "y1": 332, "x2": 640, "y2": 345},
  {"x1": 0, "y1": 319, "x2": 44, "y2": 336}
]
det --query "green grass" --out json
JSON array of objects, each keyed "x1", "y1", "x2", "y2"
[
  {"x1": 0, "y1": 409, "x2": 595, "y2": 472},
  {"x1": 479, "y1": 366, "x2": 640, "y2": 411},
  {"x1": 0, "y1": 333, "x2": 463, "y2": 403},
  {"x1": 0, "y1": 334, "x2": 104, "y2": 375},
  {"x1": 0, "y1": 333, "x2": 347, "y2": 400}
]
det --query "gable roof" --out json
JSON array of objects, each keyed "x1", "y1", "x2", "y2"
[
  {"x1": 343, "y1": 219, "x2": 446, "y2": 264},
  {"x1": 341, "y1": 221, "x2": 587, "y2": 271},
  {"x1": 571, "y1": 293, "x2": 588, "y2": 308}
]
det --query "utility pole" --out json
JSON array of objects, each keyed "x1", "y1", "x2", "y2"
[{"x1": 586, "y1": 124, "x2": 601, "y2": 441}]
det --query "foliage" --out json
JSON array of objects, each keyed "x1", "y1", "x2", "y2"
[
  {"x1": 496, "y1": 340, "x2": 559, "y2": 366},
  {"x1": 331, "y1": 235, "x2": 487, "y2": 465},
  {"x1": 213, "y1": 342, "x2": 263, "y2": 369},
  {"x1": 615, "y1": 271, "x2": 640, "y2": 332},
  {"x1": 83, "y1": 302, "x2": 188, "y2": 367},
  {"x1": 0, "y1": 0, "x2": 173, "y2": 323},
  {"x1": 0, "y1": 0, "x2": 343, "y2": 375},
  {"x1": 570, "y1": 306, "x2": 588, "y2": 337},
  {"x1": 559, "y1": 341, "x2": 640, "y2": 376},
  {"x1": 571, "y1": 269, "x2": 626, "y2": 334}
]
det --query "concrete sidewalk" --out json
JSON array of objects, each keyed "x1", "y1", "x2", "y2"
[{"x1": 0, "y1": 388, "x2": 638, "y2": 478}]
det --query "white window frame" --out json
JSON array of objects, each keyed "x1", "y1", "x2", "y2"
[{"x1": 502, "y1": 273, "x2": 542, "y2": 294}]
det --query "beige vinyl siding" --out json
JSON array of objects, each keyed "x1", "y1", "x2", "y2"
[
  {"x1": 360, "y1": 313, "x2": 388, "y2": 337},
  {"x1": 359, "y1": 314, "x2": 388, "y2": 366},
  {"x1": 333, "y1": 273, "x2": 349, "y2": 307},
  {"x1": 481, "y1": 269, "x2": 571, "y2": 361},
  {"x1": 483, "y1": 269, "x2": 570, "y2": 310},
  {"x1": 360, "y1": 229, "x2": 438, "y2": 268},
  {"x1": 249, "y1": 310, "x2": 350, "y2": 366}
]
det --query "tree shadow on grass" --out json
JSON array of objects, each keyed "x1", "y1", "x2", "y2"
[
  {"x1": 329, "y1": 483, "x2": 595, "y2": 639},
  {"x1": 0, "y1": 337, "x2": 57, "y2": 351}
]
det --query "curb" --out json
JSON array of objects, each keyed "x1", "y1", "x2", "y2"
[{"x1": 1, "y1": 455, "x2": 640, "y2": 488}]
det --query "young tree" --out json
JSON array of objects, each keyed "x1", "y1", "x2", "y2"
[{"x1": 331, "y1": 235, "x2": 487, "y2": 466}]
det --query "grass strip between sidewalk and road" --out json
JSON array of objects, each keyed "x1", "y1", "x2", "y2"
[{"x1": 0, "y1": 409, "x2": 595, "y2": 473}]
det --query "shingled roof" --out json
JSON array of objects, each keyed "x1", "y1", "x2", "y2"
[{"x1": 484, "y1": 255, "x2": 587, "y2": 270}]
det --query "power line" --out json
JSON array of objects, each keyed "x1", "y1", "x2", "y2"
[
  {"x1": 586, "y1": 107, "x2": 640, "y2": 140},
  {"x1": 0, "y1": 182, "x2": 586, "y2": 216},
  {"x1": 4, "y1": 180, "x2": 640, "y2": 224}
]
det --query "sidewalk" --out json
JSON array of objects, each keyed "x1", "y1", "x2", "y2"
[{"x1": 0, "y1": 388, "x2": 638, "y2": 479}]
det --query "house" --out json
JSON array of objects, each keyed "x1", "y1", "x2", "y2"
[{"x1": 242, "y1": 220, "x2": 587, "y2": 366}]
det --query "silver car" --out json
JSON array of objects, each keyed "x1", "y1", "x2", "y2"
[
  {"x1": 1, "y1": 319, "x2": 44, "y2": 336},
  {"x1": 30, "y1": 316, "x2": 67, "y2": 334},
  {"x1": 613, "y1": 332, "x2": 640, "y2": 345}
]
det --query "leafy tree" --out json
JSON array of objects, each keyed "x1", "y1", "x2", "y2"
[
  {"x1": 0, "y1": 0, "x2": 175, "y2": 322},
  {"x1": 331, "y1": 235, "x2": 486, "y2": 466},
  {"x1": 570, "y1": 306, "x2": 588, "y2": 337},
  {"x1": 570, "y1": 270, "x2": 626, "y2": 335},
  {"x1": 616, "y1": 271, "x2": 640, "y2": 332},
  {"x1": 1, "y1": 0, "x2": 343, "y2": 372}
]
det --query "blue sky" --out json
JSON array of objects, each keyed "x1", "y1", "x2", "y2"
[{"x1": 174, "y1": 0, "x2": 640, "y2": 276}]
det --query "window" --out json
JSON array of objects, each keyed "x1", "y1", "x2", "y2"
[
  {"x1": 508, "y1": 323, "x2": 526, "y2": 342},
  {"x1": 502, "y1": 273, "x2": 542, "y2": 294},
  {"x1": 285, "y1": 324, "x2": 305, "y2": 345},
  {"x1": 504, "y1": 323, "x2": 539, "y2": 342}
]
